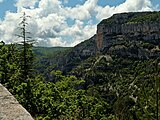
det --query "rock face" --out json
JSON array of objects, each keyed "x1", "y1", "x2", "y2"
[
  {"x1": 66, "y1": 35, "x2": 97, "y2": 58},
  {"x1": 96, "y1": 11, "x2": 160, "y2": 51},
  {"x1": 60, "y1": 35, "x2": 97, "y2": 73},
  {"x1": 0, "y1": 84, "x2": 34, "y2": 120}
]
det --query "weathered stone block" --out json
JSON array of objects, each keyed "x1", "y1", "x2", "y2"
[{"x1": 0, "y1": 84, "x2": 34, "y2": 120}]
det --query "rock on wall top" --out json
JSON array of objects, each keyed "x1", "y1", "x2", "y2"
[{"x1": 0, "y1": 84, "x2": 34, "y2": 120}]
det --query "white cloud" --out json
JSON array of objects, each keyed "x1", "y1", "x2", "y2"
[
  {"x1": 16, "y1": 0, "x2": 40, "y2": 9},
  {"x1": 0, "y1": 0, "x2": 159, "y2": 47},
  {"x1": 0, "y1": 0, "x2": 3, "y2": 3},
  {"x1": 36, "y1": 37, "x2": 67, "y2": 47},
  {"x1": 0, "y1": 12, "x2": 21, "y2": 44},
  {"x1": 59, "y1": 19, "x2": 96, "y2": 47},
  {"x1": 36, "y1": 13, "x2": 66, "y2": 38},
  {"x1": 95, "y1": 0, "x2": 153, "y2": 21},
  {"x1": 38, "y1": 0, "x2": 62, "y2": 17},
  {"x1": 49, "y1": 37, "x2": 67, "y2": 47},
  {"x1": 63, "y1": 0, "x2": 98, "y2": 20}
]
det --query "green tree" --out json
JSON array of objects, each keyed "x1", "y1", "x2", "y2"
[
  {"x1": 13, "y1": 12, "x2": 36, "y2": 113},
  {"x1": 0, "y1": 43, "x2": 20, "y2": 88},
  {"x1": 16, "y1": 12, "x2": 35, "y2": 81}
]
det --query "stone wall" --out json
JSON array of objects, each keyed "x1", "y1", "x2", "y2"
[{"x1": 0, "y1": 84, "x2": 34, "y2": 120}]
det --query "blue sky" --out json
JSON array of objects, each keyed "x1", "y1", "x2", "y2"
[
  {"x1": 0, "y1": 0, "x2": 160, "y2": 47},
  {"x1": 0, "y1": 0, "x2": 127, "y2": 19},
  {"x1": 0, "y1": 0, "x2": 16, "y2": 19}
]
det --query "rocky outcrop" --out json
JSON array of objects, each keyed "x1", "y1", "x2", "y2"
[
  {"x1": 60, "y1": 35, "x2": 97, "y2": 73},
  {"x1": 0, "y1": 84, "x2": 34, "y2": 120},
  {"x1": 97, "y1": 11, "x2": 160, "y2": 51}
]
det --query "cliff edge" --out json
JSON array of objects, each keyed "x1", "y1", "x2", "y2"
[{"x1": 97, "y1": 11, "x2": 160, "y2": 51}]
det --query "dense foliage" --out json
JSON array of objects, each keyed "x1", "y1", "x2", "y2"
[
  {"x1": 72, "y1": 54, "x2": 160, "y2": 120},
  {"x1": 128, "y1": 11, "x2": 160, "y2": 23},
  {"x1": 33, "y1": 47, "x2": 71, "y2": 81},
  {"x1": 0, "y1": 41, "x2": 159, "y2": 120},
  {"x1": 0, "y1": 42, "x2": 115, "y2": 119}
]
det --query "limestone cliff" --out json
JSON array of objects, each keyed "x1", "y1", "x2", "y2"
[
  {"x1": 0, "y1": 84, "x2": 33, "y2": 120},
  {"x1": 96, "y1": 11, "x2": 160, "y2": 51}
]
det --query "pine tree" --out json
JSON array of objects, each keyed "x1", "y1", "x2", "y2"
[
  {"x1": 16, "y1": 12, "x2": 35, "y2": 81},
  {"x1": 14, "y1": 12, "x2": 35, "y2": 112}
]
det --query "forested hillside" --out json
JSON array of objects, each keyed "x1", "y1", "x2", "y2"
[
  {"x1": 33, "y1": 47, "x2": 71, "y2": 80},
  {"x1": 0, "y1": 11, "x2": 160, "y2": 120}
]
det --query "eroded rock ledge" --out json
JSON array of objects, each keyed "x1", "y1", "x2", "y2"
[{"x1": 0, "y1": 84, "x2": 34, "y2": 120}]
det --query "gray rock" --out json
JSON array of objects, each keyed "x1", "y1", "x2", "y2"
[
  {"x1": 0, "y1": 84, "x2": 34, "y2": 120},
  {"x1": 96, "y1": 12, "x2": 160, "y2": 51}
]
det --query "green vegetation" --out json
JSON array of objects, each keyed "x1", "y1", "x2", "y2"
[
  {"x1": 72, "y1": 54, "x2": 160, "y2": 120},
  {"x1": 33, "y1": 47, "x2": 71, "y2": 59},
  {"x1": 128, "y1": 12, "x2": 160, "y2": 23},
  {"x1": 0, "y1": 42, "x2": 114, "y2": 119},
  {"x1": 100, "y1": 17, "x2": 114, "y2": 24},
  {"x1": 1, "y1": 40, "x2": 159, "y2": 119},
  {"x1": 100, "y1": 12, "x2": 160, "y2": 25},
  {"x1": 33, "y1": 47, "x2": 71, "y2": 80}
]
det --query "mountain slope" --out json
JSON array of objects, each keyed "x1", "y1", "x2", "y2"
[
  {"x1": 68, "y1": 12, "x2": 160, "y2": 119},
  {"x1": 51, "y1": 11, "x2": 160, "y2": 74},
  {"x1": 33, "y1": 47, "x2": 72, "y2": 80}
]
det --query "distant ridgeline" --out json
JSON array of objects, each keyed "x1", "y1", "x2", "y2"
[
  {"x1": 96, "y1": 11, "x2": 160, "y2": 51},
  {"x1": 60, "y1": 11, "x2": 160, "y2": 73}
]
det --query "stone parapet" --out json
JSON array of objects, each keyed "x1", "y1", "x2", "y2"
[{"x1": 0, "y1": 84, "x2": 34, "y2": 120}]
